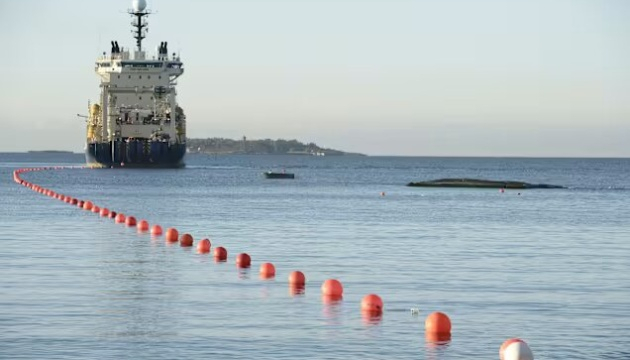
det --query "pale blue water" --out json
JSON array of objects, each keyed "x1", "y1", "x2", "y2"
[{"x1": 1, "y1": 153, "x2": 629, "y2": 359}]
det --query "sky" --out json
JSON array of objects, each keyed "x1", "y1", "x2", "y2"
[{"x1": 0, "y1": 0, "x2": 628, "y2": 156}]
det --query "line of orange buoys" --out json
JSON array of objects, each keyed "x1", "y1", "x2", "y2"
[{"x1": 12, "y1": 166, "x2": 535, "y2": 359}]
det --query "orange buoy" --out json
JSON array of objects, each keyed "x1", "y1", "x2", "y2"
[
  {"x1": 91, "y1": 205, "x2": 100, "y2": 213},
  {"x1": 361, "y1": 294, "x2": 383, "y2": 314},
  {"x1": 150, "y1": 225, "x2": 163, "y2": 236},
  {"x1": 235, "y1": 253, "x2": 251, "y2": 268},
  {"x1": 500, "y1": 338, "x2": 533, "y2": 360},
  {"x1": 259, "y1": 262, "x2": 276, "y2": 279},
  {"x1": 99, "y1": 208, "x2": 110, "y2": 217},
  {"x1": 288, "y1": 271, "x2": 306, "y2": 286},
  {"x1": 165, "y1": 228, "x2": 179, "y2": 242},
  {"x1": 82, "y1": 201, "x2": 93, "y2": 210},
  {"x1": 180, "y1": 233, "x2": 193, "y2": 247},
  {"x1": 425, "y1": 311, "x2": 451, "y2": 335},
  {"x1": 108, "y1": 211, "x2": 117, "y2": 219},
  {"x1": 137, "y1": 220, "x2": 149, "y2": 232},
  {"x1": 115, "y1": 213, "x2": 126, "y2": 223},
  {"x1": 321, "y1": 279, "x2": 343, "y2": 297},
  {"x1": 213, "y1": 246, "x2": 227, "y2": 261},
  {"x1": 197, "y1": 238, "x2": 211, "y2": 253},
  {"x1": 125, "y1": 216, "x2": 137, "y2": 227}
]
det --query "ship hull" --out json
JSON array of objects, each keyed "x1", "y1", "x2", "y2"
[{"x1": 86, "y1": 140, "x2": 186, "y2": 168}]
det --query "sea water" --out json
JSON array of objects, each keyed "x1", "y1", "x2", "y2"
[{"x1": 1, "y1": 153, "x2": 629, "y2": 359}]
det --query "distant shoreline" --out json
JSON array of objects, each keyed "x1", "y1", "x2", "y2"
[
  {"x1": 186, "y1": 137, "x2": 365, "y2": 156},
  {"x1": 27, "y1": 150, "x2": 76, "y2": 154},
  {"x1": 5, "y1": 151, "x2": 628, "y2": 159}
]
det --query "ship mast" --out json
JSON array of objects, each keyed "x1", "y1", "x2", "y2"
[{"x1": 129, "y1": 0, "x2": 150, "y2": 52}]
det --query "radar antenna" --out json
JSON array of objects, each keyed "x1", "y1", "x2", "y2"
[{"x1": 129, "y1": 0, "x2": 150, "y2": 52}]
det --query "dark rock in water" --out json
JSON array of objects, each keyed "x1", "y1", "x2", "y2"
[{"x1": 406, "y1": 178, "x2": 563, "y2": 189}]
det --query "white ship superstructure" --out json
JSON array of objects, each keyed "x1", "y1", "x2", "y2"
[{"x1": 86, "y1": 0, "x2": 187, "y2": 167}]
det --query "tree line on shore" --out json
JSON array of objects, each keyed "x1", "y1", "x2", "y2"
[{"x1": 186, "y1": 137, "x2": 358, "y2": 155}]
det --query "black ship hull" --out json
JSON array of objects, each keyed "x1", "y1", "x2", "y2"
[{"x1": 86, "y1": 140, "x2": 186, "y2": 168}]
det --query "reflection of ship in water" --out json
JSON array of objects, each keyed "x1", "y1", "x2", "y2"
[{"x1": 85, "y1": 0, "x2": 186, "y2": 168}]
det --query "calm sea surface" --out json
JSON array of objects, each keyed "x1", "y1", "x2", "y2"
[{"x1": 1, "y1": 153, "x2": 629, "y2": 359}]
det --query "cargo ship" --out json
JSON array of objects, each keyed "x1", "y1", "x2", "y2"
[{"x1": 85, "y1": 0, "x2": 186, "y2": 168}]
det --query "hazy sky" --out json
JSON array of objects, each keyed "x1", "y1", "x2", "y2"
[{"x1": 1, "y1": 0, "x2": 628, "y2": 156}]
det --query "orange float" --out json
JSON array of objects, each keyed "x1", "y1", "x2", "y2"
[
  {"x1": 321, "y1": 279, "x2": 343, "y2": 297},
  {"x1": 179, "y1": 233, "x2": 193, "y2": 247},
  {"x1": 259, "y1": 262, "x2": 276, "y2": 279},
  {"x1": 82, "y1": 201, "x2": 93, "y2": 210},
  {"x1": 425, "y1": 311, "x2": 451, "y2": 335},
  {"x1": 235, "y1": 253, "x2": 251, "y2": 268},
  {"x1": 197, "y1": 238, "x2": 211, "y2": 253},
  {"x1": 288, "y1": 271, "x2": 306, "y2": 286},
  {"x1": 108, "y1": 211, "x2": 117, "y2": 219},
  {"x1": 213, "y1": 246, "x2": 227, "y2": 261},
  {"x1": 115, "y1": 213, "x2": 126, "y2": 223},
  {"x1": 100, "y1": 208, "x2": 110, "y2": 217},
  {"x1": 125, "y1": 216, "x2": 137, "y2": 227},
  {"x1": 165, "y1": 228, "x2": 179, "y2": 242},
  {"x1": 150, "y1": 225, "x2": 163, "y2": 236},
  {"x1": 91, "y1": 205, "x2": 100, "y2": 213},
  {"x1": 137, "y1": 220, "x2": 149, "y2": 232},
  {"x1": 361, "y1": 294, "x2": 383, "y2": 314}
]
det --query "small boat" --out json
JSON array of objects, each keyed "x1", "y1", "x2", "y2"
[{"x1": 264, "y1": 171, "x2": 295, "y2": 179}]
